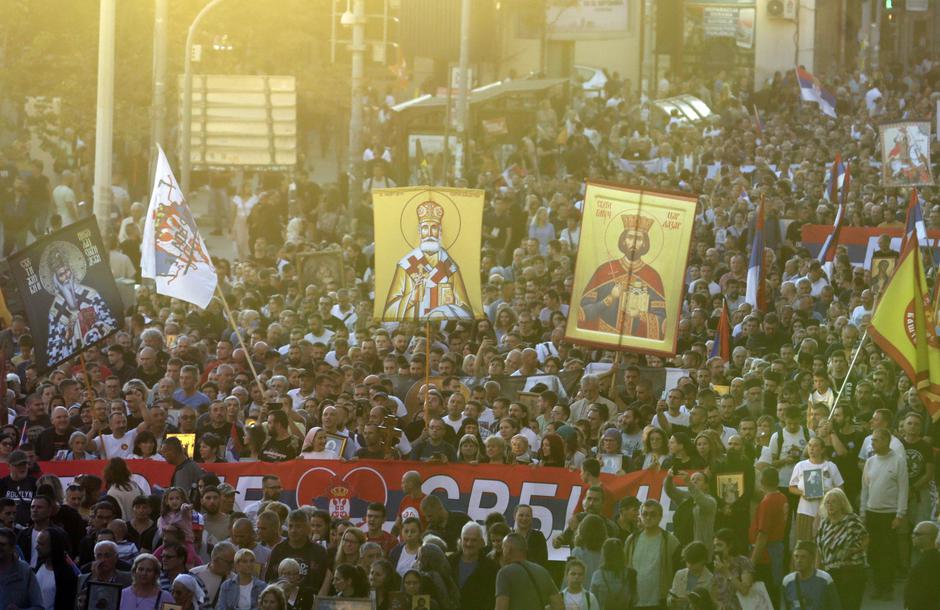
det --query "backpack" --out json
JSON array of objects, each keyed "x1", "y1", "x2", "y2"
[{"x1": 774, "y1": 426, "x2": 810, "y2": 457}]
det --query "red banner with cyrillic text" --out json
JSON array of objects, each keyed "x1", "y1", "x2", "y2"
[{"x1": 42, "y1": 460, "x2": 669, "y2": 560}]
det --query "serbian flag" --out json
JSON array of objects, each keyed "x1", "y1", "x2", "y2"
[
  {"x1": 711, "y1": 301, "x2": 731, "y2": 361},
  {"x1": 824, "y1": 154, "x2": 845, "y2": 202},
  {"x1": 869, "y1": 234, "x2": 940, "y2": 421},
  {"x1": 900, "y1": 188, "x2": 929, "y2": 254},
  {"x1": 141, "y1": 146, "x2": 218, "y2": 309},
  {"x1": 226, "y1": 420, "x2": 242, "y2": 462},
  {"x1": 796, "y1": 67, "x2": 837, "y2": 118},
  {"x1": 745, "y1": 196, "x2": 767, "y2": 311},
  {"x1": 816, "y1": 203, "x2": 845, "y2": 269}
]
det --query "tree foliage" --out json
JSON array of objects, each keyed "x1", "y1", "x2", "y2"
[{"x1": 0, "y1": 0, "x2": 353, "y2": 146}]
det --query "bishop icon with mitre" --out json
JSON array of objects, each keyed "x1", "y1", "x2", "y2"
[
  {"x1": 383, "y1": 200, "x2": 473, "y2": 320},
  {"x1": 577, "y1": 213, "x2": 668, "y2": 340}
]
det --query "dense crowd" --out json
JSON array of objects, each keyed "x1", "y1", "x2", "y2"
[{"x1": 3, "y1": 52, "x2": 940, "y2": 610}]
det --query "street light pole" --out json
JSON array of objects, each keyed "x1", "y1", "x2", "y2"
[
  {"x1": 151, "y1": 0, "x2": 168, "y2": 169},
  {"x1": 182, "y1": 0, "x2": 226, "y2": 196},
  {"x1": 93, "y1": 0, "x2": 116, "y2": 238},
  {"x1": 346, "y1": 0, "x2": 365, "y2": 215},
  {"x1": 454, "y1": 0, "x2": 471, "y2": 181}
]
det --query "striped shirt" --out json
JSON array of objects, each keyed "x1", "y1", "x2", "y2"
[{"x1": 815, "y1": 513, "x2": 866, "y2": 570}]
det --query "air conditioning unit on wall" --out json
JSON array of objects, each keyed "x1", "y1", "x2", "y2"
[{"x1": 768, "y1": 0, "x2": 797, "y2": 20}]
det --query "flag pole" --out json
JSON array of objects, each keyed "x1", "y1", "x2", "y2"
[
  {"x1": 215, "y1": 285, "x2": 266, "y2": 397},
  {"x1": 424, "y1": 320, "x2": 431, "y2": 426},
  {"x1": 78, "y1": 352, "x2": 97, "y2": 399},
  {"x1": 827, "y1": 327, "x2": 869, "y2": 421}
]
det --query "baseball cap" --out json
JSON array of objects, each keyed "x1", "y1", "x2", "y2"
[
  {"x1": 217, "y1": 483, "x2": 239, "y2": 496},
  {"x1": 8, "y1": 450, "x2": 28, "y2": 466}
]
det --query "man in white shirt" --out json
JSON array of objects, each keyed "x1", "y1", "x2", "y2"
[
  {"x1": 758, "y1": 405, "x2": 811, "y2": 490},
  {"x1": 96, "y1": 411, "x2": 138, "y2": 459},
  {"x1": 857, "y1": 408, "x2": 906, "y2": 465},
  {"x1": 568, "y1": 375, "x2": 616, "y2": 424},
  {"x1": 287, "y1": 371, "x2": 316, "y2": 410},
  {"x1": 860, "y1": 428, "x2": 908, "y2": 599},
  {"x1": 303, "y1": 315, "x2": 334, "y2": 345},
  {"x1": 651, "y1": 388, "x2": 691, "y2": 430}
]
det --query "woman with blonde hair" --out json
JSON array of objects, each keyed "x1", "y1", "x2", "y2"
[
  {"x1": 334, "y1": 526, "x2": 367, "y2": 568},
  {"x1": 274, "y1": 558, "x2": 310, "y2": 610},
  {"x1": 528, "y1": 206, "x2": 556, "y2": 255},
  {"x1": 694, "y1": 432, "x2": 724, "y2": 472},
  {"x1": 484, "y1": 435, "x2": 508, "y2": 465},
  {"x1": 217, "y1": 548, "x2": 267, "y2": 610},
  {"x1": 120, "y1": 554, "x2": 174, "y2": 610},
  {"x1": 815, "y1": 488, "x2": 866, "y2": 610}
]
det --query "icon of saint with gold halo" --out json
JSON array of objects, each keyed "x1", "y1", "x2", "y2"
[
  {"x1": 577, "y1": 213, "x2": 667, "y2": 339},
  {"x1": 383, "y1": 200, "x2": 473, "y2": 320}
]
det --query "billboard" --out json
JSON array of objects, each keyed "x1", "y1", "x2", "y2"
[{"x1": 179, "y1": 74, "x2": 297, "y2": 168}]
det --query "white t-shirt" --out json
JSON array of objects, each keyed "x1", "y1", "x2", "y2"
[
  {"x1": 52, "y1": 184, "x2": 77, "y2": 226},
  {"x1": 303, "y1": 329, "x2": 334, "y2": 345},
  {"x1": 563, "y1": 589, "x2": 598, "y2": 610},
  {"x1": 759, "y1": 427, "x2": 811, "y2": 487},
  {"x1": 99, "y1": 429, "x2": 139, "y2": 459},
  {"x1": 36, "y1": 564, "x2": 55, "y2": 610},
  {"x1": 395, "y1": 546, "x2": 418, "y2": 576},
  {"x1": 30, "y1": 529, "x2": 41, "y2": 568},
  {"x1": 443, "y1": 414, "x2": 463, "y2": 434},
  {"x1": 789, "y1": 459, "x2": 844, "y2": 516},
  {"x1": 651, "y1": 407, "x2": 691, "y2": 429},
  {"x1": 238, "y1": 583, "x2": 253, "y2": 610}
]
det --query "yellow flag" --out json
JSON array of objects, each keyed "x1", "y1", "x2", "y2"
[
  {"x1": 0, "y1": 287, "x2": 11, "y2": 329},
  {"x1": 372, "y1": 186, "x2": 484, "y2": 322},
  {"x1": 869, "y1": 238, "x2": 940, "y2": 421}
]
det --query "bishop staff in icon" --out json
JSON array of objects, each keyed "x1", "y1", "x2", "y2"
[{"x1": 373, "y1": 187, "x2": 484, "y2": 322}]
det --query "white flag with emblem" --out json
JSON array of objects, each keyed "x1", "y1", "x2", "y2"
[{"x1": 141, "y1": 146, "x2": 217, "y2": 309}]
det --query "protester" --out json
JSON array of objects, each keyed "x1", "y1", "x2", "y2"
[
  {"x1": 814, "y1": 489, "x2": 866, "y2": 610},
  {"x1": 3, "y1": 51, "x2": 939, "y2": 610}
]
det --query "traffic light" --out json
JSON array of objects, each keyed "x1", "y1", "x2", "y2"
[{"x1": 885, "y1": 0, "x2": 893, "y2": 10}]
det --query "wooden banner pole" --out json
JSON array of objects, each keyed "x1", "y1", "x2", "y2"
[{"x1": 215, "y1": 285, "x2": 266, "y2": 397}]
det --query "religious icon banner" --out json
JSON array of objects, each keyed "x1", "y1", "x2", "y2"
[
  {"x1": 372, "y1": 186, "x2": 484, "y2": 321},
  {"x1": 8, "y1": 217, "x2": 123, "y2": 371},
  {"x1": 880, "y1": 120, "x2": 934, "y2": 186},
  {"x1": 565, "y1": 182, "x2": 696, "y2": 356}
]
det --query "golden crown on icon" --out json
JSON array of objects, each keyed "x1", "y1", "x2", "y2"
[
  {"x1": 621, "y1": 214, "x2": 654, "y2": 232},
  {"x1": 417, "y1": 201, "x2": 444, "y2": 224}
]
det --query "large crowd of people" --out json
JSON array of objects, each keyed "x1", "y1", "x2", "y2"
[{"x1": 2, "y1": 51, "x2": 940, "y2": 610}]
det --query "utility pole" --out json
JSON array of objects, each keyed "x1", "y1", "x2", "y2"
[
  {"x1": 93, "y1": 0, "x2": 116, "y2": 239},
  {"x1": 182, "y1": 0, "x2": 226, "y2": 196},
  {"x1": 347, "y1": 0, "x2": 365, "y2": 215},
  {"x1": 151, "y1": 0, "x2": 168, "y2": 171},
  {"x1": 454, "y1": 0, "x2": 471, "y2": 182}
]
